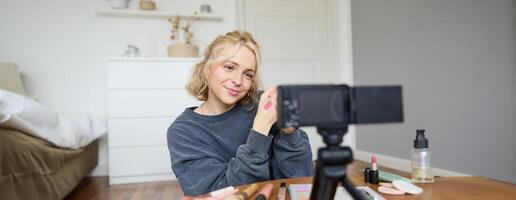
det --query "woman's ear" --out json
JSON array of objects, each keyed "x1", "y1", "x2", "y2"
[{"x1": 203, "y1": 64, "x2": 211, "y2": 81}]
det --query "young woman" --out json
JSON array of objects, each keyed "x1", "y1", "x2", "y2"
[{"x1": 167, "y1": 30, "x2": 313, "y2": 196}]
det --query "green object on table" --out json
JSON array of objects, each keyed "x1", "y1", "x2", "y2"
[{"x1": 379, "y1": 170, "x2": 414, "y2": 183}]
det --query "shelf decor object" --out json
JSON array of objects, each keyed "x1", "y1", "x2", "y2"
[
  {"x1": 110, "y1": 0, "x2": 129, "y2": 9},
  {"x1": 167, "y1": 16, "x2": 199, "y2": 58},
  {"x1": 138, "y1": 0, "x2": 156, "y2": 11}
]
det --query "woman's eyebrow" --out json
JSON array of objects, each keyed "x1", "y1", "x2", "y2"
[
  {"x1": 225, "y1": 60, "x2": 255, "y2": 72},
  {"x1": 224, "y1": 60, "x2": 240, "y2": 66}
]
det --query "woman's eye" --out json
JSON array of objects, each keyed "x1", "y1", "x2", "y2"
[
  {"x1": 224, "y1": 65, "x2": 234, "y2": 71},
  {"x1": 245, "y1": 73, "x2": 254, "y2": 79}
]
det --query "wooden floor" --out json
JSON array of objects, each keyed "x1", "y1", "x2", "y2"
[
  {"x1": 65, "y1": 160, "x2": 399, "y2": 200},
  {"x1": 64, "y1": 177, "x2": 184, "y2": 200}
]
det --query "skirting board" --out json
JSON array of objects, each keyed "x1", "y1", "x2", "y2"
[
  {"x1": 354, "y1": 150, "x2": 471, "y2": 177},
  {"x1": 109, "y1": 174, "x2": 176, "y2": 185},
  {"x1": 90, "y1": 163, "x2": 108, "y2": 177}
]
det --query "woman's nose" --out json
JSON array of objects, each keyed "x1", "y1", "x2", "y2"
[{"x1": 231, "y1": 73, "x2": 242, "y2": 86}]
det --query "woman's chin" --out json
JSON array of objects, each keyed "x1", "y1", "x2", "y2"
[{"x1": 221, "y1": 95, "x2": 242, "y2": 106}]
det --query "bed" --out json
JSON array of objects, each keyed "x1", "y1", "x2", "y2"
[{"x1": 0, "y1": 63, "x2": 99, "y2": 200}]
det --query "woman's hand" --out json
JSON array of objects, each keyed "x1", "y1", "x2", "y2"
[{"x1": 252, "y1": 87, "x2": 278, "y2": 135}]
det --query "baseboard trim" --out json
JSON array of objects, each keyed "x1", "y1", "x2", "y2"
[
  {"x1": 109, "y1": 174, "x2": 176, "y2": 185},
  {"x1": 90, "y1": 163, "x2": 108, "y2": 177},
  {"x1": 354, "y1": 150, "x2": 471, "y2": 177}
]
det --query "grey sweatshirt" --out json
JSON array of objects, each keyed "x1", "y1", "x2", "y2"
[{"x1": 167, "y1": 103, "x2": 313, "y2": 196}]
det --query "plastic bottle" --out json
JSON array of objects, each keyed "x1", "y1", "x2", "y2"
[{"x1": 411, "y1": 129, "x2": 434, "y2": 183}]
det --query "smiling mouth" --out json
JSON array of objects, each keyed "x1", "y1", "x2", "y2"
[{"x1": 225, "y1": 87, "x2": 241, "y2": 96}]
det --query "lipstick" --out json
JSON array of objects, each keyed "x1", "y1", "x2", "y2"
[
  {"x1": 370, "y1": 156, "x2": 379, "y2": 184},
  {"x1": 255, "y1": 183, "x2": 273, "y2": 200}
]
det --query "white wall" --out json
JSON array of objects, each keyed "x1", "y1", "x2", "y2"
[{"x1": 0, "y1": 0, "x2": 237, "y2": 176}]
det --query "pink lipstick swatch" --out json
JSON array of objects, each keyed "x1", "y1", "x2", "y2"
[{"x1": 264, "y1": 100, "x2": 272, "y2": 110}]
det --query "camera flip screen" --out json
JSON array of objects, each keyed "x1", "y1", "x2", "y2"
[
  {"x1": 297, "y1": 87, "x2": 346, "y2": 125},
  {"x1": 277, "y1": 84, "x2": 403, "y2": 128},
  {"x1": 277, "y1": 85, "x2": 350, "y2": 128}
]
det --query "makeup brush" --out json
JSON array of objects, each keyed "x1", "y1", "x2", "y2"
[{"x1": 223, "y1": 183, "x2": 258, "y2": 200}]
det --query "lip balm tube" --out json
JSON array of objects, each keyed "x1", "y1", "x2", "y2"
[{"x1": 255, "y1": 183, "x2": 273, "y2": 200}]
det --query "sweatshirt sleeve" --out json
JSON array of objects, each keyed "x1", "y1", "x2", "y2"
[
  {"x1": 168, "y1": 126, "x2": 273, "y2": 196},
  {"x1": 270, "y1": 128, "x2": 314, "y2": 179}
]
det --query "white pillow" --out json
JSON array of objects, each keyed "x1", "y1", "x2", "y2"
[{"x1": 0, "y1": 89, "x2": 106, "y2": 149}]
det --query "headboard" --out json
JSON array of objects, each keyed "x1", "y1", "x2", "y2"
[{"x1": 0, "y1": 62, "x2": 28, "y2": 96}]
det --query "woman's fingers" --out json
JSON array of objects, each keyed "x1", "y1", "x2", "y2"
[
  {"x1": 261, "y1": 87, "x2": 277, "y2": 110},
  {"x1": 252, "y1": 87, "x2": 279, "y2": 135},
  {"x1": 261, "y1": 87, "x2": 275, "y2": 100}
]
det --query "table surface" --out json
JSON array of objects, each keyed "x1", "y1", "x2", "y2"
[{"x1": 237, "y1": 161, "x2": 516, "y2": 200}]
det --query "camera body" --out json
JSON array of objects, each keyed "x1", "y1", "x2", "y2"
[{"x1": 277, "y1": 84, "x2": 404, "y2": 129}]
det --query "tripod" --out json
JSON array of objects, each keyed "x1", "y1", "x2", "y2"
[{"x1": 310, "y1": 127, "x2": 366, "y2": 200}]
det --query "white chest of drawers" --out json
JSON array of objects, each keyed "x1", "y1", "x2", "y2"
[{"x1": 106, "y1": 57, "x2": 200, "y2": 185}]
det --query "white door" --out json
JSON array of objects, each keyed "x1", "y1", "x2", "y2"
[
  {"x1": 240, "y1": 0, "x2": 334, "y2": 87},
  {"x1": 239, "y1": 0, "x2": 350, "y2": 158}
]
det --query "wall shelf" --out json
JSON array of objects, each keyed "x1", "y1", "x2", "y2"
[
  {"x1": 108, "y1": 57, "x2": 202, "y2": 62},
  {"x1": 96, "y1": 9, "x2": 222, "y2": 21}
]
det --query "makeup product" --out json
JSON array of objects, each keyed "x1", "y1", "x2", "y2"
[
  {"x1": 392, "y1": 180, "x2": 423, "y2": 195},
  {"x1": 277, "y1": 182, "x2": 286, "y2": 200},
  {"x1": 363, "y1": 167, "x2": 371, "y2": 183},
  {"x1": 377, "y1": 186, "x2": 405, "y2": 195},
  {"x1": 210, "y1": 186, "x2": 235, "y2": 197},
  {"x1": 411, "y1": 129, "x2": 434, "y2": 183},
  {"x1": 211, "y1": 187, "x2": 239, "y2": 200},
  {"x1": 370, "y1": 156, "x2": 379, "y2": 184},
  {"x1": 379, "y1": 182, "x2": 393, "y2": 187},
  {"x1": 287, "y1": 184, "x2": 311, "y2": 200},
  {"x1": 379, "y1": 170, "x2": 414, "y2": 183},
  {"x1": 223, "y1": 184, "x2": 258, "y2": 200},
  {"x1": 255, "y1": 183, "x2": 273, "y2": 200},
  {"x1": 264, "y1": 100, "x2": 272, "y2": 110}
]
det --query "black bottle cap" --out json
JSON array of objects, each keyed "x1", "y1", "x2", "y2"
[
  {"x1": 369, "y1": 170, "x2": 379, "y2": 184},
  {"x1": 363, "y1": 167, "x2": 370, "y2": 183},
  {"x1": 414, "y1": 129, "x2": 428, "y2": 148}
]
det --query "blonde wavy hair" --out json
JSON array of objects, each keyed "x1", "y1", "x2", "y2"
[{"x1": 186, "y1": 30, "x2": 262, "y2": 109}]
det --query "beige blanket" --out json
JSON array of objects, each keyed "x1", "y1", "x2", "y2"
[{"x1": 0, "y1": 129, "x2": 98, "y2": 200}]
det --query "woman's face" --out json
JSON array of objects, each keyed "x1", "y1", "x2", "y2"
[{"x1": 207, "y1": 45, "x2": 256, "y2": 107}]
